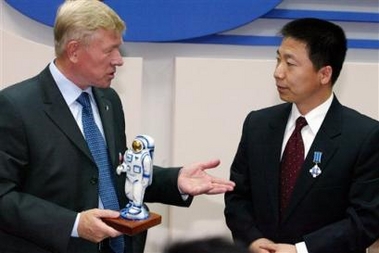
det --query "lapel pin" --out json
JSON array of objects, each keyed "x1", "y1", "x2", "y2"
[{"x1": 309, "y1": 151, "x2": 322, "y2": 178}]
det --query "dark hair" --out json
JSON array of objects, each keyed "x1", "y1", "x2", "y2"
[
  {"x1": 280, "y1": 18, "x2": 347, "y2": 85},
  {"x1": 163, "y1": 237, "x2": 249, "y2": 253}
]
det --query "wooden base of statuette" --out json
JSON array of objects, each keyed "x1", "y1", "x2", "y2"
[{"x1": 103, "y1": 212, "x2": 162, "y2": 236}]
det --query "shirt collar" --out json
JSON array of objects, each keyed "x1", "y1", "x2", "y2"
[
  {"x1": 49, "y1": 60, "x2": 94, "y2": 105},
  {"x1": 290, "y1": 93, "x2": 334, "y2": 134}
]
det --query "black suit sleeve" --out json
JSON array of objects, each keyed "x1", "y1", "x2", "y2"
[{"x1": 145, "y1": 166, "x2": 192, "y2": 207}]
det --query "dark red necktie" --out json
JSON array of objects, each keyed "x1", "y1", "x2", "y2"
[{"x1": 280, "y1": 116, "x2": 308, "y2": 214}]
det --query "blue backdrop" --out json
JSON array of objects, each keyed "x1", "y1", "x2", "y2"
[{"x1": 4, "y1": 0, "x2": 379, "y2": 49}]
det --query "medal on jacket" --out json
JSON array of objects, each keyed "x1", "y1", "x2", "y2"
[{"x1": 309, "y1": 151, "x2": 322, "y2": 178}]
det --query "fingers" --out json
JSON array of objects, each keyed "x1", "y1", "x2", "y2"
[
  {"x1": 205, "y1": 181, "x2": 235, "y2": 194},
  {"x1": 204, "y1": 186, "x2": 234, "y2": 194},
  {"x1": 249, "y1": 238, "x2": 276, "y2": 253},
  {"x1": 211, "y1": 177, "x2": 235, "y2": 187},
  {"x1": 260, "y1": 243, "x2": 296, "y2": 253},
  {"x1": 199, "y1": 159, "x2": 235, "y2": 188},
  {"x1": 178, "y1": 158, "x2": 235, "y2": 195},
  {"x1": 78, "y1": 209, "x2": 123, "y2": 243},
  {"x1": 259, "y1": 244, "x2": 277, "y2": 251},
  {"x1": 95, "y1": 209, "x2": 122, "y2": 237},
  {"x1": 99, "y1": 209, "x2": 121, "y2": 219},
  {"x1": 200, "y1": 159, "x2": 221, "y2": 170}
]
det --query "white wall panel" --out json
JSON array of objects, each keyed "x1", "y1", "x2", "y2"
[
  {"x1": 1, "y1": 30, "x2": 53, "y2": 88},
  {"x1": 171, "y1": 57, "x2": 280, "y2": 242},
  {"x1": 335, "y1": 62, "x2": 379, "y2": 120}
]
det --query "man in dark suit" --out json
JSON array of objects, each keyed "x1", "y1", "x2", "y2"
[
  {"x1": 224, "y1": 18, "x2": 379, "y2": 253},
  {"x1": 0, "y1": 1, "x2": 235, "y2": 253}
]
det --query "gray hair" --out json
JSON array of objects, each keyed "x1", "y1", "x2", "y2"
[{"x1": 54, "y1": 0, "x2": 126, "y2": 57}]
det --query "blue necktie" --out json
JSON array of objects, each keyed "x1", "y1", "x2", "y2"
[{"x1": 77, "y1": 92, "x2": 124, "y2": 253}]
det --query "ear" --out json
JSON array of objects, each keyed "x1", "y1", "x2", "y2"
[
  {"x1": 319, "y1": 66, "x2": 332, "y2": 85},
  {"x1": 66, "y1": 40, "x2": 80, "y2": 63}
]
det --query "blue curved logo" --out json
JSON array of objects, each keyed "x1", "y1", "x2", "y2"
[{"x1": 5, "y1": 0, "x2": 282, "y2": 42}]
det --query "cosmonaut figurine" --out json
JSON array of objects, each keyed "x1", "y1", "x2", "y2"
[{"x1": 116, "y1": 135, "x2": 154, "y2": 220}]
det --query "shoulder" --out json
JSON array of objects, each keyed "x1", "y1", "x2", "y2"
[
  {"x1": 327, "y1": 99, "x2": 379, "y2": 143},
  {"x1": 330, "y1": 96, "x2": 379, "y2": 130},
  {"x1": 341, "y1": 106, "x2": 379, "y2": 137},
  {"x1": 1, "y1": 75, "x2": 39, "y2": 98},
  {"x1": 243, "y1": 103, "x2": 290, "y2": 126},
  {"x1": 341, "y1": 105, "x2": 378, "y2": 125},
  {"x1": 0, "y1": 66, "x2": 50, "y2": 100}
]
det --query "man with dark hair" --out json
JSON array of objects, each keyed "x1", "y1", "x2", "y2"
[
  {"x1": 225, "y1": 18, "x2": 379, "y2": 253},
  {"x1": 0, "y1": 1, "x2": 235, "y2": 253}
]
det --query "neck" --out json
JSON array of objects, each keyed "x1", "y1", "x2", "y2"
[
  {"x1": 296, "y1": 90, "x2": 332, "y2": 115},
  {"x1": 54, "y1": 57, "x2": 89, "y2": 90}
]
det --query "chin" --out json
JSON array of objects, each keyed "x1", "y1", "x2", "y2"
[
  {"x1": 99, "y1": 81, "x2": 112, "y2": 88},
  {"x1": 279, "y1": 94, "x2": 292, "y2": 103}
]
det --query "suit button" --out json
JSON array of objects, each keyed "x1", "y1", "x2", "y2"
[{"x1": 90, "y1": 176, "x2": 98, "y2": 185}]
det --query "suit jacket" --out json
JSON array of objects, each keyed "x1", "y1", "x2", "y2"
[
  {"x1": 0, "y1": 66, "x2": 192, "y2": 253},
  {"x1": 224, "y1": 98, "x2": 379, "y2": 253}
]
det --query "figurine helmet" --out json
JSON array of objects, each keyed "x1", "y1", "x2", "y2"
[{"x1": 132, "y1": 135, "x2": 155, "y2": 158}]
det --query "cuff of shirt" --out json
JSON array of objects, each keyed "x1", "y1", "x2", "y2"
[
  {"x1": 295, "y1": 242, "x2": 308, "y2": 253},
  {"x1": 71, "y1": 213, "x2": 80, "y2": 237},
  {"x1": 178, "y1": 186, "x2": 189, "y2": 200}
]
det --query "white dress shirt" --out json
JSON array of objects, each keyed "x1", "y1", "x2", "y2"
[
  {"x1": 281, "y1": 95, "x2": 333, "y2": 253},
  {"x1": 49, "y1": 61, "x2": 106, "y2": 237}
]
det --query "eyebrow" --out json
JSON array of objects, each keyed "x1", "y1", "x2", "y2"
[{"x1": 276, "y1": 49, "x2": 296, "y2": 60}]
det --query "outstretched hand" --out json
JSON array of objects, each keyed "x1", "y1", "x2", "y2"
[{"x1": 177, "y1": 159, "x2": 235, "y2": 196}]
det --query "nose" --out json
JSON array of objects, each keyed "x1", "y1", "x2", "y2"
[
  {"x1": 111, "y1": 50, "x2": 124, "y2": 66},
  {"x1": 273, "y1": 62, "x2": 284, "y2": 80}
]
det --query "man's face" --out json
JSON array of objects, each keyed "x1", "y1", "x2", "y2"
[
  {"x1": 274, "y1": 37, "x2": 327, "y2": 112},
  {"x1": 74, "y1": 28, "x2": 123, "y2": 89}
]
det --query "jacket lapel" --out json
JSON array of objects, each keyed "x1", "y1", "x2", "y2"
[
  {"x1": 93, "y1": 88, "x2": 117, "y2": 167},
  {"x1": 265, "y1": 104, "x2": 292, "y2": 221},
  {"x1": 282, "y1": 97, "x2": 342, "y2": 221},
  {"x1": 39, "y1": 67, "x2": 94, "y2": 162}
]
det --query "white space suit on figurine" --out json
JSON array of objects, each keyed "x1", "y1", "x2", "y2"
[{"x1": 116, "y1": 135, "x2": 154, "y2": 220}]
